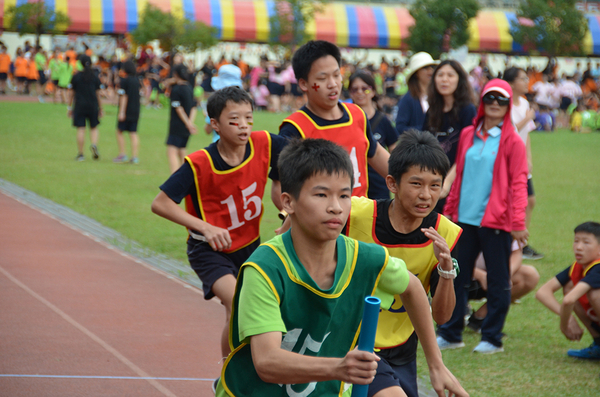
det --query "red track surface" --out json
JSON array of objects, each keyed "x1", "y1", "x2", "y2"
[{"x1": 0, "y1": 192, "x2": 223, "y2": 396}]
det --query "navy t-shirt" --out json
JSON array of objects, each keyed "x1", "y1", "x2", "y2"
[
  {"x1": 556, "y1": 264, "x2": 600, "y2": 289},
  {"x1": 367, "y1": 111, "x2": 399, "y2": 200},
  {"x1": 423, "y1": 104, "x2": 477, "y2": 165},
  {"x1": 279, "y1": 103, "x2": 379, "y2": 159},
  {"x1": 117, "y1": 76, "x2": 141, "y2": 122},
  {"x1": 169, "y1": 83, "x2": 194, "y2": 137},
  {"x1": 160, "y1": 133, "x2": 287, "y2": 230}
]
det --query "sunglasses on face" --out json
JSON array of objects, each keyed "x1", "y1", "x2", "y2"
[
  {"x1": 482, "y1": 93, "x2": 510, "y2": 106},
  {"x1": 350, "y1": 86, "x2": 372, "y2": 94}
]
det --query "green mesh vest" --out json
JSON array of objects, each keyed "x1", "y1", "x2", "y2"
[{"x1": 221, "y1": 231, "x2": 388, "y2": 396}]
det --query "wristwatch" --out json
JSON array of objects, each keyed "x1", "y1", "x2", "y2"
[{"x1": 437, "y1": 258, "x2": 459, "y2": 279}]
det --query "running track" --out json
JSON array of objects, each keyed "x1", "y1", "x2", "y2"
[{"x1": 0, "y1": 189, "x2": 223, "y2": 396}]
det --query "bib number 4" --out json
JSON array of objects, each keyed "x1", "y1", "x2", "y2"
[
  {"x1": 349, "y1": 147, "x2": 362, "y2": 188},
  {"x1": 220, "y1": 182, "x2": 262, "y2": 230}
]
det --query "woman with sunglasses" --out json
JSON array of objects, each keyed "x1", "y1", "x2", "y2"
[
  {"x1": 348, "y1": 71, "x2": 399, "y2": 199},
  {"x1": 436, "y1": 79, "x2": 529, "y2": 354},
  {"x1": 423, "y1": 60, "x2": 476, "y2": 211},
  {"x1": 395, "y1": 52, "x2": 437, "y2": 135}
]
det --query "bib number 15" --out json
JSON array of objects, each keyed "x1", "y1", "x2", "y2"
[{"x1": 220, "y1": 182, "x2": 262, "y2": 230}]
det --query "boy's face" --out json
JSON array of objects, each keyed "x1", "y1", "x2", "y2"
[
  {"x1": 299, "y1": 55, "x2": 342, "y2": 111},
  {"x1": 283, "y1": 171, "x2": 352, "y2": 243},
  {"x1": 210, "y1": 101, "x2": 253, "y2": 146},
  {"x1": 573, "y1": 232, "x2": 600, "y2": 266},
  {"x1": 386, "y1": 165, "x2": 442, "y2": 220}
]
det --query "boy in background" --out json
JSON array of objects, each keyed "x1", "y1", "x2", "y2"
[
  {"x1": 344, "y1": 130, "x2": 461, "y2": 397},
  {"x1": 215, "y1": 138, "x2": 467, "y2": 397},
  {"x1": 0, "y1": 45, "x2": 10, "y2": 94},
  {"x1": 274, "y1": 40, "x2": 390, "y2": 203},
  {"x1": 151, "y1": 86, "x2": 286, "y2": 361},
  {"x1": 536, "y1": 221, "x2": 600, "y2": 359},
  {"x1": 113, "y1": 60, "x2": 141, "y2": 164}
]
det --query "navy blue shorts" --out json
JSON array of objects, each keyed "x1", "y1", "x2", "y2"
[
  {"x1": 73, "y1": 110, "x2": 100, "y2": 128},
  {"x1": 187, "y1": 237, "x2": 259, "y2": 300},
  {"x1": 17, "y1": 76, "x2": 27, "y2": 83},
  {"x1": 0, "y1": 72, "x2": 7, "y2": 81},
  {"x1": 290, "y1": 83, "x2": 303, "y2": 97},
  {"x1": 527, "y1": 178, "x2": 535, "y2": 197},
  {"x1": 117, "y1": 120, "x2": 138, "y2": 132},
  {"x1": 368, "y1": 356, "x2": 418, "y2": 397},
  {"x1": 166, "y1": 134, "x2": 190, "y2": 148},
  {"x1": 267, "y1": 81, "x2": 285, "y2": 96}
]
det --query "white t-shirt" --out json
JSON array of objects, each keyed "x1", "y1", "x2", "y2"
[
  {"x1": 532, "y1": 81, "x2": 557, "y2": 108},
  {"x1": 511, "y1": 96, "x2": 536, "y2": 144}
]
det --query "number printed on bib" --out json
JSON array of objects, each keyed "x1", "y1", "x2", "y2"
[
  {"x1": 349, "y1": 147, "x2": 362, "y2": 188},
  {"x1": 220, "y1": 182, "x2": 262, "y2": 231}
]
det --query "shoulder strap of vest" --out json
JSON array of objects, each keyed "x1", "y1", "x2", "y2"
[{"x1": 583, "y1": 259, "x2": 600, "y2": 276}]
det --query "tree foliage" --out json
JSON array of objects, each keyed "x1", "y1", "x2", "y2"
[
  {"x1": 510, "y1": 0, "x2": 588, "y2": 56},
  {"x1": 5, "y1": 2, "x2": 71, "y2": 47},
  {"x1": 131, "y1": 4, "x2": 217, "y2": 54},
  {"x1": 407, "y1": 0, "x2": 479, "y2": 58},
  {"x1": 269, "y1": 0, "x2": 327, "y2": 49}
]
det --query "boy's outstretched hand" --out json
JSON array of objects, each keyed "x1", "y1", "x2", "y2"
[
  {"x1": 429, "y1": 364, "x2": 469, "y2": 397},
  {"x1": 336, "y1": 349, "x2": 379, "y2": 385}
]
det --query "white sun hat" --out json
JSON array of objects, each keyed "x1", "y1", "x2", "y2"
[{"x1": 405, "y1": 52, "x2": 439, "y2": 80}]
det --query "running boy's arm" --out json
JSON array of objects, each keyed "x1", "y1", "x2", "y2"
[
  {"x1": 423, "y1": 227, "x2": 456, "y2": 325},
  {"x1": 250, "y1": 332, "x2": 379, "y2": 385},
  {"x1": 401, "y1": 273, "x2": 469, "y2": 397},
  {"x1": 151, "y1": 191, "x2": 231, "y2": 251},
  {"x1": 560, "y1": 281, "x2": 591, "y2": 341}
]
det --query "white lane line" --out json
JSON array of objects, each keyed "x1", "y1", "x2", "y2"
[
  {"x1": 0, "y1": 375, "x2": 212, "y2": 381},
  {"x1": 0, "y1": 265, "x2": 179, "y2": 397}
]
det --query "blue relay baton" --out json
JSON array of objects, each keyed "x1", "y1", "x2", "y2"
[{"x1": 351, "y1": 296, "x2": 381, "y2": 397}]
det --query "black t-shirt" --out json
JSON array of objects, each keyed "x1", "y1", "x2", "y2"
[
  {"x1": 71, "y1": 72, "x2": 102, "y2": 113},
  {"x1": 367, "y1": 111, "x2": 399, "y2": 200},
  {"x1": 160, "y1": 134, "x2": 287, "y2": 232},
  {"x1": 117, "y1": 76, "x2": 141, "y2": 122},
  {"x1": 556, "y1": 264, "x2": 600, "y2": 289},
  {"x1": 279, "y1": 104, "x2": 379, "y2": 158},
  {"x1": 423, "y1": 104, "x2": 476, "y2": 164},
  {"x1": 169, "y1": 83, "x2": 194, "y2": 136}
]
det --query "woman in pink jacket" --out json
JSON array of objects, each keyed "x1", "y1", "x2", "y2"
[{"x1": 436, "y1": 79, "x2": 529, "y2": 354}]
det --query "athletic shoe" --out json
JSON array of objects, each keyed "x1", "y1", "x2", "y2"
[
  {"x1": 212, "y1": 377, "x2": 220, "y2": 394},
  {"x1": 473, "y1": 341, "x2": 504, "y2": 354},
  {"x1": 437, "y1": 336, "x2": 465, "y2": 350},
  {"x1": 113, "y1": 154, "x2": 129, "y2": 163},
  {"x1": 75, "y1": 154, "x2": 84, "y2": 162},
  {"x1": 38, "y1": 95, "x2": 45, "y2": 103},
  {"x1": 522, "y1": 245, "x2": 544, "y2": 260},
  {"x1": 130, "y1": 157, "x2": 139, "y2": 164},
  {"x1": 90, "y1": 144, "x2": 100, "y2": 160},
  {"x1": 567, "y1": 342, "x2": 600, "y2": 360},
  {"x1": 466, "y1": 315, "x2": 484, "y2": 333}
]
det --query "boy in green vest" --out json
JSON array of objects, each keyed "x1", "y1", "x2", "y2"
[
  {"x1": 215, "y1": 139, "x2": 467, "y2": 397},
  {"x1": 344, "y1": 130, "x2": 461, "y2": 397}
]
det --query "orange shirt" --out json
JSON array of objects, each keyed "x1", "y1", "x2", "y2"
[
  {"x1": 26, "y1": 60, "x2": 39, "y2": 80},
  {"x1": 65, "y1": 50, "x2": 77, "y2": 66},
  {"x1": 0, "y1": 53, "x2": 11, "y2": 73},
  {"x1": 14, "y1": 56, "x2": 28, "y2": 77}
]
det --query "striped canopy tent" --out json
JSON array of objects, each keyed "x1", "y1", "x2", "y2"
[{"x1": 2, "y1": 0, "x2": 600, "y2": 55}]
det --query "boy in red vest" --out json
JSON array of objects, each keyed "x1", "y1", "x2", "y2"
[
  {"x1": 151, "y1": 86, "x2": 287, "y2": 360},
  {"x1": 536, "y1": 221, "x2": 600, "y2": 359},
  {"x1": 274, "y1": 40, "x2": 390, "y2": 204}
]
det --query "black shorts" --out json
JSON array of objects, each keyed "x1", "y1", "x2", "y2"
[
  {"x1": 38, "y1": 72, "x2": 47, "y2": 85},
  {"x1": 117, "y1": 120, "x2": 138, "y2": 132},
  {"x1": 368, "y1": 356, "x2": 418, "y2": 397},
  {"x1": 17, "y1": 76, "x2": 27, "y2": 83},
  {"x1": 267, "y1": 81, "x2": 285, "y2": 96},
  {"x1": 0, "y1": 72, "x2": 7, "y2": 81},
  {"x1": 187, "y1": 237, "x2": 259, "y2": 299},
  {"x1": 290, "y1": 83, "x2": 303, "y2": 97},
  {"x1": 527, "y1": 178, "x2": 535, "y2": 197},
  {"x1": 166, "y1": 133, "x2": 190, "y2": 148},
  {"x1": 73, "y1": 109, "x2": 100, "y2": 128},
  {"x1": 560, "y1": 97, "x2": 572, "y2": 111},
  {"x1": 468, "y1": 279, "x2": 488, "y2": 301},
  {"x1": 52, "y1": 79, "x2": 59, "y2": 87},
  {"x1": 27, "y1": 78, "x2": 37, "y2": 84}
]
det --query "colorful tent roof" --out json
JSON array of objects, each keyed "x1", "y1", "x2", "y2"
[{"x1": 2, "y1": 0, "x2": 600, "y2": 55}]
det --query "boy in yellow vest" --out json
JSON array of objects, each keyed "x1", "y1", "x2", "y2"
[
  {"x1": 151, "y1": 86, "x2": 287, "y2": 361},
  {"x1": 273, "y1": 40, "x2": 390, "y2": 205},
  {"x1": 345, "y1": 130, "x2": 462, "y2": 397},
  {"x1": 215, "y1": 138, "x2": 467, "y2": 397},
  {"x1": 535, "y1": 221, "x2": 600, "y2": 359}
]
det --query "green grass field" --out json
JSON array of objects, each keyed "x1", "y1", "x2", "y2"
[{"x1": 1, "y1": 101, "x2": 599, "y2": 396}]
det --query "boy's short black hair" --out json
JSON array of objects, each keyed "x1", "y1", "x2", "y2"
[
  {"x1": 122, "y1": 60, "x2": 136, "y2": 76},
  {"x1": 278, "y1": 138, "x2": 353, "y2": 199},
  {"x1": 388, "y1": 129, "x2": 450, "y2": 182},
  {"x1": 173, "y1": 64, "x2": 189, "y2": 81},
  {"x1": 292, "y1": 40, "x2": 341, "y2": 82},
  {"x1": 207, "y1": 86, "x2": 253, "y2": 120},
  {"x1": 574, "y1": 221, "x2": 600, "y2": 241}
]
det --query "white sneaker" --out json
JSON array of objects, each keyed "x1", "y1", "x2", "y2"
[
  {"x1": 473, "y1": 341, "x2": 504, "y2": 354},
  {"x1": 437, "y1": 336, "x2": 465, "y2": 350}
]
